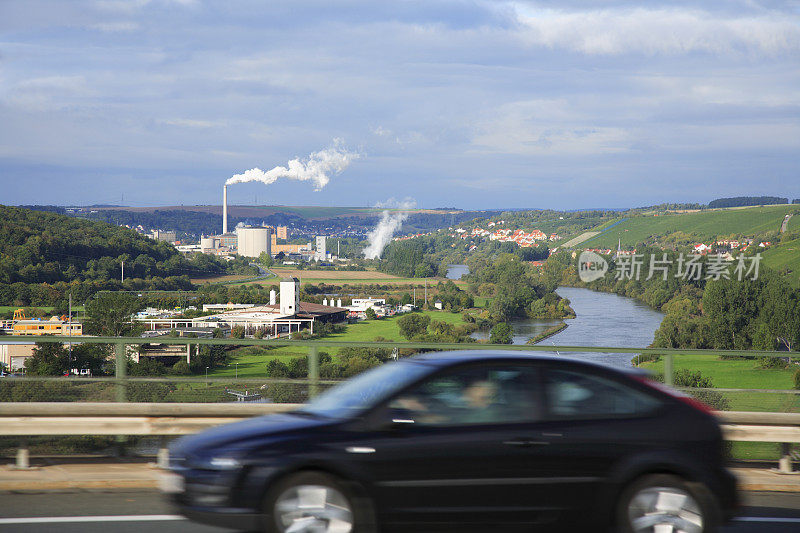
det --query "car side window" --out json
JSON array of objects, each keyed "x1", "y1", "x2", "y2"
[
  {"x1": 545, "y1": 369, "x2": 662, "y2": 419},
  {"x1": 389, "y1": 365, "x2": 540, "y2": 426}
]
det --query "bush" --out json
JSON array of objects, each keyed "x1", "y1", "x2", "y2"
[
  {"x1": 794, "y1": 368, "x2": 800, "y2": 390},
  {"x1": 265, "y1": 359, "x2": 289, "y2": 377},
  {"x1": 171, "y1": 360, "x2": 190, "y2": 375},
  {"x1": 756, "y1": 356, "x2": 789, "y2": 370},
  {"x1": 288, "y1": 356, "x2": 308, "y2": 378},
  {"x1": 655, "y1": 369, "x2": 730, "y2": 411},
  {"x1": 490, "y1": 322, "x2": 513, "y2": 344}
]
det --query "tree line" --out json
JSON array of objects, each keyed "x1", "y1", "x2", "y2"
[{"x1": 0, "y1": 206, "x2": 257, "y2": 307}]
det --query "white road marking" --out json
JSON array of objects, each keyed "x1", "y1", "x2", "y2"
[
  {"x1": 0, "y1": 515, "x2": 185, "y2": 524},
  {"x1": 734, "y1": 516, "x2": 800, "y2": 523}
]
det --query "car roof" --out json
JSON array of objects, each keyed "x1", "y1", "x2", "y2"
[{"x1": 408, "y1": 350, "x2": 649, "y2": 377}]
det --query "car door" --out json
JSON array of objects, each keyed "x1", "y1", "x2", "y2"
[
  {"x1": 526, "y1": 365, "x2": 667, "y2": 518},
  {"x1": 334, "y1": 362, "x2": 561, "y2": 527}
]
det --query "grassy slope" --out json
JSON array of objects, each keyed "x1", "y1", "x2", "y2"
[
  {"x1": 642, "y1": 355, "x2": 798, "y2": 412},
  {"x1": 585, "y1": 205, "x2": 797, "y2": 249},
  {"x1": 760, "y1": 237, "x2": 800, "y2": 281},
  {"x1": 788, "y1": 213, "x2": 800, "y2": 232},
  {"x1": 209, "y1": 310, "x2": 469, "y2": 378}
]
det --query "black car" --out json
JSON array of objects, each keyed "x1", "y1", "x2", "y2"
[{"x1": 163, "y1": 351, "x2": 738, "y2": 532}]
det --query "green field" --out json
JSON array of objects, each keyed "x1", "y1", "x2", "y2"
[
  {"x1": 761, "y1": 236, "x2": 800, "y2": 281},
  {"x1": 642, "y1": 354, "x2": 798, "y2": 412},
  {"x1": 584, "y1": 205, "x2": 798, "y2": 249},
  {"x1": 210, "y1": 310, "x2": 471, "y2": 378},
  {"x1": 788, "y1": 213, "x2": 800, "y2": 232}
]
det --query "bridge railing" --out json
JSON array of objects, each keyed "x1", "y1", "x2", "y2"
[{"x1": 0, "y1": 335, "x2": 800, "y2": 400}]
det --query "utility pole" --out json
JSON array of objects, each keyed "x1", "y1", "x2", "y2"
[
  {"x1": 68, "y1": 292, "x2": 72, "y2": 365},
  {"x1": 121, "y1": 261, "x2": 124, "y2": 284},
  {"x1": 424, "y1": 280, "x2": 428, "y2": 309}
]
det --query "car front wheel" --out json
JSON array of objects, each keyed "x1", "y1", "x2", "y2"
[
  {"x1": 617, "y1": 474, "x2": 716, "y2": 533},
  {"x1": 265, "y1": 471, "x2": 371, "y2": 533}
]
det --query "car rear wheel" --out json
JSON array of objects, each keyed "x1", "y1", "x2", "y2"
[
  {"x1": 617, "y1": 474, "x2": 715, "y2": 533},
  {"x1": 265, "y1": 472, "x2": 372, "y2": 533}
]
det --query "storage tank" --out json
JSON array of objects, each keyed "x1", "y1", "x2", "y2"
[
  {"x1": 269, "y1": 290, "x2": 277, "y2": 305},
  {"x1": 236, "y1": 227, "x2": 272, "y2": 258},
  {"x1": 200, "y1": 237, "x2": 218, "y2": 253},
  {"x1": 337, "y1": 299, "x2": 342, "y2": 308}
]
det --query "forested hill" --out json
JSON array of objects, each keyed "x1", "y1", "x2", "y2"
[{"x1": 0, "y1": 206, "x2": 251, "y2": 307}]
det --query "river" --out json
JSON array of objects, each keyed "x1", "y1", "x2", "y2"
[{"x1": 447, "y1": 265, "x2": 665, "y2": 369}]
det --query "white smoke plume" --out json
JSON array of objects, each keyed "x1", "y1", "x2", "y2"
[
  {"x1": 226, "y1": 139, "x2": 360, "y2": 191},
  {"x1": 363, "y1": 199, "x2": 416, "y2": 260}
]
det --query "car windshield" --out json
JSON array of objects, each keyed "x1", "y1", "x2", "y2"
[{"x1": 300, "y1": 360, "x2": 432, "y2": 419}]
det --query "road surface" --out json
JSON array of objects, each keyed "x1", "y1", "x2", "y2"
[
  {"x1": 781, "y1": 213, "x2": 793, "y2": 233},
  {"x1": 0, "y1": 490, "x2": 799, "y2": 532}
]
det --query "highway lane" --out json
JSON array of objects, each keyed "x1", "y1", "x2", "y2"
[{"x1": 0, "y1": 490, "x2": 799, "y2": 532}]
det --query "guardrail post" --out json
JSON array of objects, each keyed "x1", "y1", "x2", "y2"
[
  {"x1": 779, "y1": 443, "x2": 795, "y2": 474},
  {"x1": 664, "y1": 353, "x2": 674, "y2": 387},
  {"x1": 157, "y1": 436, "x2": 170, "y2": 469},
  {"x1": 115, "y1": 342, "x2": 126, "y2": 403},
  {"x1": 15, "y1": 439, "x2": 29, "y2": 469},
  {"x1": 308, "y1": 346, "x2": 319, "y2": 399}
]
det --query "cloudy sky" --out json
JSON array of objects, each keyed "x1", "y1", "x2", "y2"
[{"x1": 1, "y1": 0, "x2": 798, "y2": 209}]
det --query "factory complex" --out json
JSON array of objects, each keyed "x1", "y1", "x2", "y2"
[{"x1": 184, "y1": 185, "x2": 335, "y2": 262}]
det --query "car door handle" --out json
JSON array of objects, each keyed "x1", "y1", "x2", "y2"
[{"x1": 503, "y1": 439, "x2": 549, "y2": 447}]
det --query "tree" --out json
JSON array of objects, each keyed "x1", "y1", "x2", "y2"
[
  {"x1": 490, "y1": 322, "x2": 513, "y2": 344},
  {"x1": 258, "y1": 251, "x2": 273, "y2": 267},
  {"x1": 25, "y1": 343, "x2": 69, "y2": 375},
  {"x1": 266, "y1": 359, "x2": 289, "y2": 377},
  {"x1": 85, "y1": 293, "x2": 145, "y2": 337},
  {"x1": 397, "y1": 313, "x2": 431, "y2": 340},
  {"x1": 364, "y1": 307, "x2": 377, "y2": 320},
  {"x1": 230, "y1": 325, "x2": 245, "y2": 339}
]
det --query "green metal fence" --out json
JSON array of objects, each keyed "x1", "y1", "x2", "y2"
[{"x1": 2, "y1": 334, "x2": 798, "y2": 407}]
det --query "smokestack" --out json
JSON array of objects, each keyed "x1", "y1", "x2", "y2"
[{"x1": 223, "y1": 185, "x2": 228, "y2": 235}]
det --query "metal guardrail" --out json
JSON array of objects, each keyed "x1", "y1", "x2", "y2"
[
  {"x1": 2, "y1": 404, "x2": 800, "y2": 472},
  {"x1": 1, "y1": 403, "x2": 300, "y2": 469},
  {"x1": 3, "y1": 334, "x2": 798, "y2": 391}
]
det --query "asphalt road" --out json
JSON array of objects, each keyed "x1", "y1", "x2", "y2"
[{"x1": 0, "y1": 490, "x2": 799, "y2": 532}]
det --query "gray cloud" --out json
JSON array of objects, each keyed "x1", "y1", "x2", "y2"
[{"x1": 0, "y1": 0, "x2": 798, "y2": 207}]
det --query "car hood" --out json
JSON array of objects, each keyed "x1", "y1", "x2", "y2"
[{"x1": 170, "y1": 411, "x2": 335, "y2": 459}]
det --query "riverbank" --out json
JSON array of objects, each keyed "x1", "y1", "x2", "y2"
[{"x1": 527, "y1": 322, "x2": 568, "y2": 345}]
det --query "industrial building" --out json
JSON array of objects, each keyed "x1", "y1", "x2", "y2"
[
  {"x1": 0, "y1": 310, "x2": 82, "y2": 371},
  {"x1": 137, "y1": 278, "x2": 347, "y2": 340},
  {"x1": 1, "y1": 310, "x2": 82, "y2": 336},
  {"x1": 201, "y1": 185, "x2": 292, "y2": 259},
  {"x1": 315, "y1": 235, "x2": 327, "y2": 261},
  {"x1": 149, "y1": 229, "x2": 177, "y2": 243},
  {"x1": 237, "y1": 226, "x2": 272, "y2": 258}
]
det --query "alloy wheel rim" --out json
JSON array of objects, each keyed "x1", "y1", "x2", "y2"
[
  {"x1": 274, "y1": 484, "x2": 354, "y2": 533},
  {"x1": 627, "y1": 485, "x2": 704, "y2": 533}
]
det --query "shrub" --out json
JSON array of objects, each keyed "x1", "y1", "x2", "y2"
[
  {"x1": 490, "y1": 322, "x2": 513, "y2": 344},
  {"x1": 756, "y1": 356, "x2": 789, "y2": 370},
  {"x1": 171, "y1": 360, "x2": 190, "y2": 375},
  {"x1": 794, "y1": 368, "x2": 800, "y2": 390}
]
